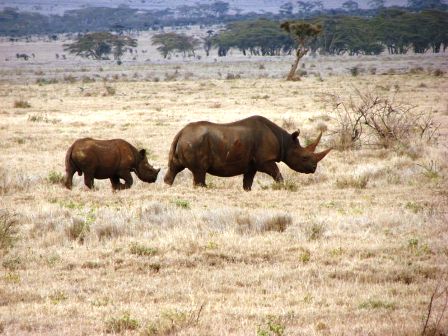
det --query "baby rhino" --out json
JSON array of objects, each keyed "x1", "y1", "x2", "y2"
[{"x1": 64, "y1": 138, "x2": 160, "y2": 190}]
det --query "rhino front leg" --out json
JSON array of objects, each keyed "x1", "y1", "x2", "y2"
[
  {"x1": 243, "y1": 169, "x2": 256, "y2": 191},
  {"x1": 110, "y1": 176, "x2": 125, "y2": 191},
  {"x1": 119, "y1": 171, "x2": 133, "y2": 189},
  {"x1": 259, "y1": 162, "x2": 283, "y2": 183}
]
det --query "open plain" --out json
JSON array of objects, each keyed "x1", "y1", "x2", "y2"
[{"x1": 0, "y1": 39, "x2": 448, "y2": 335}]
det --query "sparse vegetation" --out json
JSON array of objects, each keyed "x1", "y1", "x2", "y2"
[
  {"x1": 325, "y1": 87, "x2": 439, "y2": 150},
  {"x1": 0, "y1": 42, "x2": 446, "y2": 335},
  {"x1": 0, "y1": 211, "x2": 18, "y2": 252},
  {"x1": 46, "y1": 171, "x2": 64, "y2": 184},
  {"x1": 174, "y1": 199, "x2": 190, "y2": 209},
  {"x1": 305, "y1": 220, "x2": 325, "y2": 241},
  {"x1": 129, "y1": 242, "x2": 158, "y2": 256},
  {"x1": 105, "y1": 312, "x2": 139, "y2": 333},
  {"x1": 257, "y1": 315, "x2": 285, "y2": 336},
  {"x1": 335, "y1": 175, "x2": 369, "y2": 189},
  {"x1": 14, "y1": 99, "x2": 31, "y2": 108},
  {"x1": 66, "y1": 217, "x2": 91, "y2": 243}
]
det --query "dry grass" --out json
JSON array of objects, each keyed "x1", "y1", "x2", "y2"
[{"x1": 0, "y1": 44, "x2": 447, "y2": 335}]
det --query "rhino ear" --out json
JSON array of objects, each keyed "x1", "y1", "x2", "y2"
[
  {"x1": 139, "y1": 149, "x2": 146, "y2": 159},
  {"x1": 291, "y1": 130, "x2": 300, "y2": 144}
]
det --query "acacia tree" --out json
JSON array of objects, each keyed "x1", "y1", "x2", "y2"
[
  {"x1": 280, "y1": 21, "x2": 322, "y2": 80},
  {"x1": 63, "y1": 32, "x2": 136, "y2": 61},
  {"x1": 152, "y1": 32, "x2": 200, "y2": 58},
  {"x1": 203, "y1": 30, "x2": 214, "y2": 56}
]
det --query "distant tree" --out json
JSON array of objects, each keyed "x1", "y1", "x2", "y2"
[
  {"x1": 342, "y1": 0, "x2": 360, "y2": 11},
  {"x1": 63, "y1": 32, "x2": 136, "y2": 61},
  {"x1": 281, "y1": 21, "x2": 322, "y2": 80},
  {"x1": 152, "y1": 32, "x2": 200, "y2": 58},
  {"x1": 297, "y1": 1, "x2": 316, "y2": 17},
  {"x1": 279, "y1": 2, "x2": 294, "y2": 16},
  {"x1": 210, "y1": 1, "x2": 230, "y2": 17},
  {"x1": 314, "y1": 0, "x2": 325, "y2": 11},
  {"x1": 203, "y1": 30, "x2": 214, "y2": 56},
  {"x1": 213, "y1": 19, "x2": 294, "y2": 57},
  {"x1": 407, "y1": 0, "x2": 444, "y2": 9},
  {"x1": 368, "y1": 0, "x2": 385, "y2": 9}
]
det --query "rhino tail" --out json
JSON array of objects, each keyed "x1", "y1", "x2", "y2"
[
  {"x1": 65, "y1": 143, "x2": 81, "y2": 175},
  {"x1": 168, "y1": 130, "x2": 183, "y2": 165}
]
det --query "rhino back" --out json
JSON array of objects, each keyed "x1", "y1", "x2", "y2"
[{"x1": 176, "y1": 117, "x2": 281, "y2": 176}]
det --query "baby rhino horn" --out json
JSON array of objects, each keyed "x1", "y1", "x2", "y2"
[
  {"x1": 314, "y1": 148, "x2": 332, "y2": 162},
  {"x1": 305, "y1": 131, "x2": 322, "y2": 153}
]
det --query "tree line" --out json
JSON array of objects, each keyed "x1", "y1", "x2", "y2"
[
  {"x1": 211, "y1": 10, "x2": 448, "y2": 56},
  {"x1": 1, "y1": 0, "x2": 447, "y2": 36},
  {"x1": 62, "y1": 9, "x2": 447, "y2": 64}
]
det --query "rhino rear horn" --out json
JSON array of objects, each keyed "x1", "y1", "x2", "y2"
[
  {"x1": 139, "y1": 149, "x2": 146, "y2": 158},
  {"x1": 305, "y1": 131, "x2": 322, "y2": 153},
  {"x1": 314, "y1": 147, "x2": 332, "y2": 162}
]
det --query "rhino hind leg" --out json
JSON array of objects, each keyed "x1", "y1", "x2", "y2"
[
  {"x1": 243, "y1": 170, "x2": 257, "y2": 191},
  {"x1": 164, "y1": 164, "x2": 185, "y2": 185},
  {"x1": 64, "y1": 167, "x2": 76, "y2": 190},
  {"x1": 192, "y1": 170, "x2": 206, "y2": 188},
  {"x1": 83, "y1": 171, "x2": 95, "y2": 189}
]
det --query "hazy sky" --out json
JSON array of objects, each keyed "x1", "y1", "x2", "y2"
[{"x1": 2, "y1": 0, "x2": 410, "y2": 14}]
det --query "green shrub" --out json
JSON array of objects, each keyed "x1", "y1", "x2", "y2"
[
  {"x1": 271, "y1": 179, "x2": 298, "y2": 192},
  {"x1": 142, "y1": 306, "x2": 204, "y2": 336},
  {"x1": 335, "y1": 175, "x2": 369, "y2": 189},
  {"x1": 66, "y1": 218, "x2": 90, "y2": 243},
  {"x1": 129, "y1": 242, "x2": 157, "y2": 256},
  {"x1": 174, "y1": 199, "x2": 190, "y2": 209},
  {"x1": 49, "y1": 290, "x2": 68, "y2": 304},
  {"x1": 105, "y1": 312, "x2": 139, "y2": 333},
  {"x1": 47, "y1": 171, "x2": 64, "y2": 184},
  {"x1": 299, "y1": 249, "x2": 311, "y2": 263},
  {"x1": 305, "y1": 222, "x2": 325, "y2": 241},
  {"x1": 257, "y1": 316, "x2": 285, "y2": 336}
]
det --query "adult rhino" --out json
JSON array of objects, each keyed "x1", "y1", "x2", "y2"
[
  {"x1": 164, "y1": 115, "x2": 331, "y2": 191},
  {"x1": 64, "y1": 138, "x2": 160, "y2": 190}
]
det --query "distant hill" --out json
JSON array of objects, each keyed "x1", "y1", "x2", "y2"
[{"x1": 1, "y1": 0, "x2": 410, "y2": 15}]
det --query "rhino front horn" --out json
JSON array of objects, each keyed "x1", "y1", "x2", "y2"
[{"x1": 314, "y1": 148, "x2": 332, "y2": 162}]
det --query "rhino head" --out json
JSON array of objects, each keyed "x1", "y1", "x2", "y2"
[
  {"x1": 135, "y1": 149, "x2": 160, "y2": 183},
  {"x1": 283, "y1": 130, "x2": 331, "y2": 174}
]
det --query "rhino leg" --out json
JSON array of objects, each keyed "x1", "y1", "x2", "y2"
[
  {"x1": 259, "y1": 162, "x2": 283, "y2": 183},
  {"x1": 164, "y1": 165, "x2": 184, "y2": 185},
  {"x1": 118, "y1": 171, "x2": 133, "y2": 189},
  {"x1": 64, "y1": 166, "x2": 76, "y2": 190},
  {"x1": 192, "y1": 170, "x2": 206, "y2": 188},
  {"x1": 243, "y1": 169, "x2": 257, "y2": 191},
  {"x1": 83, "y1": 171, "x2": 95, "y2": 189},
  {"x1": 110, "y1": 176, "x2": 125, "y2": 191}
]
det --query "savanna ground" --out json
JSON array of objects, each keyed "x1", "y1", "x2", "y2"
[{"x1": 1, "y1": 36, "x2": 448, "y2": 335}]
